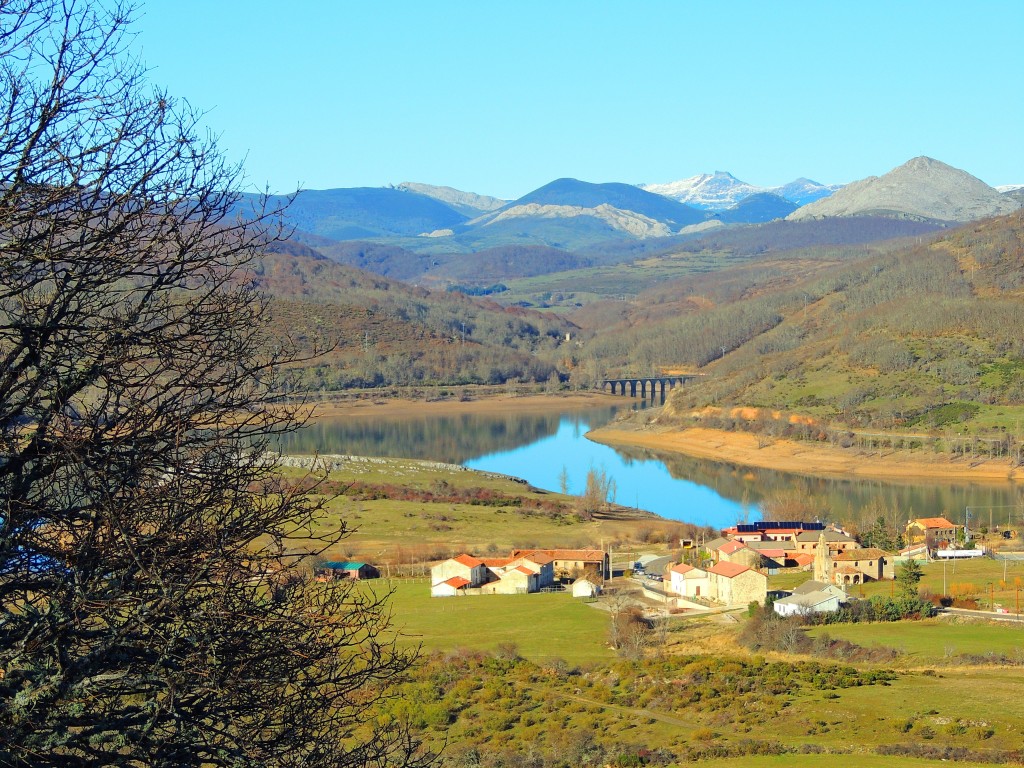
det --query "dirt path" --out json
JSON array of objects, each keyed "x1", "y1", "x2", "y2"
[{"x1": 587, "y1": 425, "x2": 1024, "y2": 484}]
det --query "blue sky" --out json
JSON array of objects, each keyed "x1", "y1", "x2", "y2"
[{"x1": 137, "y1": 1, "x2": 1023, "y2": 199}]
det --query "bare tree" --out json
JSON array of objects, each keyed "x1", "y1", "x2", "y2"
[
  {"x1": 0, "y1": 2, "x2": 424, "y2": 766},
  {"x1": 578, "y1": 464, "x2": 616, "y2": 520}
]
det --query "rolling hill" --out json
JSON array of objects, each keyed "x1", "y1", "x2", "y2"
[
  {"x1": 240, "y1": 187, "x2": 470, "y2": 240},
  {"x1": 252, "y1": 249, "x2": 575, "y2": 390},
  {"x1": 583, "y1": 212, "x2": 1024, "y2": 437}
]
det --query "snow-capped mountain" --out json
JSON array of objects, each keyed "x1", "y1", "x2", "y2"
[
  {"x1": 641, "y1": 172, "x2": 842, "y2": 210},
  {"x1": 770, "y1": 178, "x2": 843, "y2": 206},
  {"x1": 641, "y1": 172, "x2": 763, "y2": 210}
]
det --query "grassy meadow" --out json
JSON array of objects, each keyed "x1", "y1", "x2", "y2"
[
  {"x1": 276, "y1": 457, "x2": 1024, "y2": 766},
  {"x1": 855, "y1": 557, "x2": 1024, "y2": 608},
  {"x1": 806, "y1": 619, "x2": 1024, "y2": 664},
  {"x1": 379, "y1": 581, "x2": 614, "y2": 665},
  {"x1": 278, "y1": 458, "x2": 690, "y2": 567}
]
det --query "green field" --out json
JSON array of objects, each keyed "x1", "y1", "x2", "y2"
[
  {"x1": 856, "y1": 558, "x2": 1024, "y2": 607},
  {"x1": 374, "y1": 580, "x2": 614, "y2": 664},
  {"x1": 702, "y1": 757, "x2": 1008, "y2": 768},
  {"x1": 806, "y1": 618, "x2": 1024, "y2": 663},
  {"x1": 278, "y1": 458, "x2": 684, "y2": 567},
  {"x1": 279, "y1": 456, "x2": 1024, "y2": 767}
]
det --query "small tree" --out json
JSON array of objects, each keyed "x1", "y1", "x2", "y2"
[
  {"x1": 897, "y1": 560, "x2": 925, "y2": 600},
  {"x1": 579, "y1": 464, "x2": 616, "y2": 520},
  {"x1": 558, "y1": 465, "x2": 570, "y2": 495}
]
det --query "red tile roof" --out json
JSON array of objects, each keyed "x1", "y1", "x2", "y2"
[
  {"x1": 453, "y1": 554, "x2": 483, "y2": 568},
  {"x1": 719, "y1": 540, "x2": 748, "y2": 555},
  {"x1": 514, "y1": 566, "x2": 534, "y2": 575},
  {"x1": 792, "y1": 553, "x2": 814, "y2": 566},
  {"x1": 511, "y1": 548, "x2": 605, "y2": 562},
  {"x1": 482, "y1": 557, "x2": 514, "y2": 568},
  {"x1": 443, "y1": 576, "x2": 471, "y2": 588},
  {"x1": 911, "y1": 517, "x2": 957, "y2": 530},
  {"x1": 517, "y1": 553, "x2": 554, "y2": 565},
  {"x1": 708, "y1": 561, "x2": 751, "y2": 578},
  {"x1": 670, "y1": 563, "x2": 696, "y2": 575},
  {"x1": 832, "y1": 548, "x2": 887, "y2": 561}
]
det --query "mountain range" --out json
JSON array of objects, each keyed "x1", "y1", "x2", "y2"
[
  {"x1": 640, "y1": 172, "x2": 840, "y2": 209},
  {"x1": 245, "y1": 157, "x2": 1020, "y2": 256}
]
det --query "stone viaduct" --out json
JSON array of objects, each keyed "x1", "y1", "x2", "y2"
[{"x1": 600, "y1": 375, "x2": 697, "y2": 398}]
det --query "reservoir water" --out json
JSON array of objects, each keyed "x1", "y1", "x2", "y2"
[{"x1": 276, "y1": 401, "x2": 1021, "y2": 531}]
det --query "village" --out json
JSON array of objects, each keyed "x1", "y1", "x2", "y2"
[{"x1": 318, "y1": 514, "x2": 987, "y2": 617}]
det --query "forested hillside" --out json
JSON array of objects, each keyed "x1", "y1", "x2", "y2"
[
  {"x1": 254, "y1": 248, "x2": 573, "y2": 390},
  {"x1": 631, "y1": 213, "x2": 1024, "y2": 436},
  {"x1": 252, "y1": 211, "x2": 1024, "y2": 423}
]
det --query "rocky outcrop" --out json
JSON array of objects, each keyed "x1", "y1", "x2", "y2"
[
  {"x1": 397, "y1": 182, "x2": 507, "y2": 214},
  {"x1": 477, "y1": 202, "x2": 674, "y2": 238}
]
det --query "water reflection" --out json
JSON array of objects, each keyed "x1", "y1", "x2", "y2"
[
  {"x1": 277, "y1": 402, "x2": 1021, "y2": 530},
  {"x1": 610, "y1": 444, "x2": 1021, "y2": 529},
  {"x1": 274, "y1": 405, "x2": 621, "y2": 465}
]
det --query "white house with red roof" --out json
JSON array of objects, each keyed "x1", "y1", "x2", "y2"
[
  {"x1": 484, "y1": 565, "x2": 538, "y2": 595},
  {"x1": 668, "y1": 563, "x2": 710, "y2": 599},
  {"x1": 430, "y1": 554, "x2": 487, "y2": 597},
  {"x1": 513, "y1": 552, "x2": 556, "y2": 587},
  {"x1": 431, "y1": 551, "x2": 560, "y2": 596}
]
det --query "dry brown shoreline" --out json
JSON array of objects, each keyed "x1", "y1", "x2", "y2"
[
  {"x1": 289, "y1": 391, "x2": 1023, "y2": 484},
  {"x1": 295, "y1": 391, "x2": 624, "y2": 419},
  {"x1": 587, "y1": 424, "x2": 1024, "y2": 484}
]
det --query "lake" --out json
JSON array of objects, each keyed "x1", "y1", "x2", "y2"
[{"x1": 277, "y1": 401, "x2": 1022, "y2": 531}]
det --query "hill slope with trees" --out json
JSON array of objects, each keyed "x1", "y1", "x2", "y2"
[
  {"x1": 254, "y1": 247, "x2": 574, "y2": 390},
  {"x1": 590, "y1": 213, "x2": 1024, "y2": 440}
]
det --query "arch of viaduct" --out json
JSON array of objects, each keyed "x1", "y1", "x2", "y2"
[{"x1": 600, "y1": 375, "x2": 696, "y2": 398}]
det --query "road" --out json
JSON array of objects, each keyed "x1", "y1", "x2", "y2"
[{"x1": 941, "y1": 607, "x2": 1024, "y2": 623}]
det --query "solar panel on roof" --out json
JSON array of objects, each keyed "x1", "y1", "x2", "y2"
[{"x1": 734, "y1": 521, "x2": 824, "y2": 532}]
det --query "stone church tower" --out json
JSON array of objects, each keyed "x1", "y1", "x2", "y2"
[{"x1": 813, "y1": 531, "x2": 831, "y2": 584}]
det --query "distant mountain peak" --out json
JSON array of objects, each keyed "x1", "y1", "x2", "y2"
[
  {"x1": 788, "y1": 156, "x2": 1020, "y2": 223},
  {"x1": 641, "y1": 172, "x2": 842, "y2": 210},
  {"x1": 640, "y1": 172, "x2": 763, "y2": 211},
  {"x1": 396, "y1": 182, "x2": 507, "y2": 215}
]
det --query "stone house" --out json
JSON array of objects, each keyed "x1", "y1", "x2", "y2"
[
  {"x1": 829, "y1": 548, "x2": 891, "y2": 585},
  {"x1": 905, "y1": 517, "x2": 958, "y2": 547},
  {"x1": 794, "y1": 529, "x2": 859, "y2": 556},
  {"x1": 509, "y1": 548, "x2": 609, "y2": 581},
  {"x1": 707, "y1": 561, "x2": 767, "y2": 606}
]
